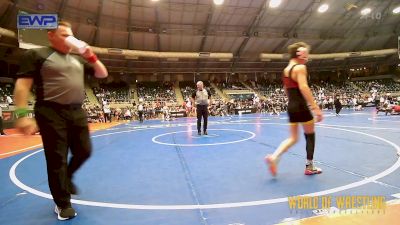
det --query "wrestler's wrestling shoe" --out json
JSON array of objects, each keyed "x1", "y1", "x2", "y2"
[
  {"x1": 305, "y1": 163, "x2": 322, "y2": 175},
  {"x1": 265, "y1": 155, "x2": 278, "y2": 177}
]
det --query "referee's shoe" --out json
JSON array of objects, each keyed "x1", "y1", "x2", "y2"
[{"x1": 55, "y1": 206, "x2": 77, "y2": 220}]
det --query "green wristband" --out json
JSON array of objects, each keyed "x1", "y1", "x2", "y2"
[{"x1": 15, "y1": 108, "x2": 29, "y2": 118}]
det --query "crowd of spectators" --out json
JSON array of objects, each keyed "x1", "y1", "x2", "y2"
[
  {"x1": 2, "y1": 78, "x2": 400, "y2": 124},
  {"x1": 137, "y1": 82, "x2": 176, "y2": 104},
  {"x1": 0, "y1": 83, "x2": 14, "y2": 105},
  {"x1": 215, "y1": 81, "x2": 247, "y2": 90},
  {"x1": 93, "y1": 83, "x2": 131, "y2": 104}
]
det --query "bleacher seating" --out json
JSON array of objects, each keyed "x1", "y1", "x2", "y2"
[
  {"x1": 137, "y1": 82, "x2": 176, "y2": 104},
  {"x1": 353, "y1": 79, "x2": 400, "y2": 94},
  {"x1": 216, "y1": 81, "x2": 247, "y2": 90},
  {"x1": 93, "y1": 83, "x2": 131, "y2": 104}
]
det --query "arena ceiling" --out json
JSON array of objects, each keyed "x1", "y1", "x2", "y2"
[{"x1": 0, "y1": 0, "x2": 399, "y2": 74}]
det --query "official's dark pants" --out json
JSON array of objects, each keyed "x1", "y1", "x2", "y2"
[
  {"x1": 196, "y1": 105, "x2": 208, "y2": 132},
  {"x1": 335, "y1": 106, "x2": 342, "y2": 114},
  {"x1": 35, "y1": 102, "x2": 92, "y2": 208},
  {"x1": 104, "y1": 113, "x2": 111, "y2": 123},
  {"x1": 138, "y1": 111, "x2": 143, "y2": 122},
  {"x1": 0, "y1": 116, "x2": 4, "y2": 134}
]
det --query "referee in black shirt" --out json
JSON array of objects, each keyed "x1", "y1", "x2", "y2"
[
  {"x1": 191, "y1": 81, "x2": 211, "y2": 135},
  {"x1": 14, "y1": 21, "x2": 108, "y2": 220}
]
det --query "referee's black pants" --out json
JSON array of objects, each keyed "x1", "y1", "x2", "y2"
[
  {"x1": 335, "y1": 105, "x2": 342, "y2": 115},
  {"x1": 35, "y1": 101, "x2": 92, "y2": 208},
  {"x1": 196, "y1": 104, "x2": 208, "y2": 133},
  {"x1": 0, "y1": 116, "x2": 4, "y2": 134}
]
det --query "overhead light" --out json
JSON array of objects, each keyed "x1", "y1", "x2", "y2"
[
  {"x1": 151, "y1": 0, "x2": 159, "y2": 2},
  {"x1": 269, "y1": 0, "x2": 282, "y2": 8},
  {"x1": 361, "y1": 8, "x2": 372, "y2": 16},
  {"x1": 213, "y1": 0, "x2": 224, "y2": 5},
  {"x1": 199, "y1": 52, "x2": 210, "y2": 57},
  {"x1": 318, "y1": 4, "x2": 329, "y2": 13},
  {"x1": 393, "y1": 6, "x2": 400, "y2": 14}
]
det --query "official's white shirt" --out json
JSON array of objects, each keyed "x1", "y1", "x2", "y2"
[{"x1": 6, "y1": 96, "x2": 12, "y2": 104}]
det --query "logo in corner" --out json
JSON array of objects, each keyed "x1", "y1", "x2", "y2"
[{"x1": 17, "y1": 14, "x2": 58, "y2": 29}]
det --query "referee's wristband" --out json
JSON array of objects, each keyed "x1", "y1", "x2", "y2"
[
  {"x1": 85, "y1": 54, "x2": 98, "y2": 64},
  {"x1": 15, "y1": 108, "x2": 29, "y2": 118}
]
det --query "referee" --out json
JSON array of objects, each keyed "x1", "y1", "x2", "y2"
[
  {"x1": 191, "y1": 81, "x2": 211, "y2": 135},
  {"x1": 14, "y1": 21, "x2": 108, "y2": 220}
]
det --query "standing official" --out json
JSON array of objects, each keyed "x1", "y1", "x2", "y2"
[
  {"x1": 191, "y1": 81, "x2": 211, "y2": 135},
  {"x1": 334, "y1": 96, "x2": 342, "y2": 116},
  {"x1": 14, "y1": 21, "x2": 108, "y2": 220}
]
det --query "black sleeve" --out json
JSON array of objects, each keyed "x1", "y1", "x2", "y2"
[
  {"x1": 16, "y1": 49, "x2": 39, "y2": 79},
  {"x1": 191, "y1": 92, "x2": 196, "y2": 99},
  {"x1": 207, "y1": 89, "x2": 212, "y2": 99}
]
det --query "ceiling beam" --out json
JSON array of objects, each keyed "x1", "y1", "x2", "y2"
[
  {"x1": 231, "y1": 0, "x2": 269, "y2": 70},
  {"x1": 350, "y1": 38, "x2": 371, "y2": 53},
  {"x1": 383, "y1": 28, "x2": 400, "y2": 49},
  {"x1": 307, "y1": 39, "x2": 326, "y2": 53},
  {"x1": 126, "y1": 0, "x2": 133, "y2": 73},
  {"x1": 349, "y1": 0, "x2": 397, "y2": 51},
  {"x1": 154, "y1": 5, "x2": 161, "y2": 52},
  {"x1": 57, "y1": 0, "x2": 68, "y2": 20},
  {"x1": 0, "y1": 0, "x2": 18, "y2": 27},
  {"x1": 92, "y1": 0, "x2": 104, "y2": 46},
  {"x1": 320, "y1": 0, "x2": 366, "y2": 40},
  {"x1": 383, "y1": 8, "x2": 400, "y2": 48},
  {"x1": 154, "y1": 5, "x2": 162, "y2": 73},
  {"x1": 127, "y1": 0, "x2": 132, "y2": 50},
  {"x1": 198, "y1": 3, "x2": 215, "y2": 52},
  {"x1": 345, "y1": 0, "x2": 398, "y2": 39},
  {"x1": 271, "y1": 0, "x2": 316, "y2": 53},
  {"x1": 196, "y1": 1, "x2": 215, "y2": 73}
]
